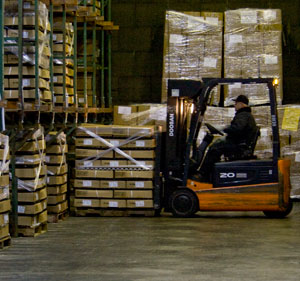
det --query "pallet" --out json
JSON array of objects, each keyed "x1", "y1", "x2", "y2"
[
  {"x1": 0, "y1": 236, "x2": 12, "y2": 249},
  {"x1": 74, "y1": 208, "x2": 155, "y2": 217},
  {"x1": 18, "y1": 222, "x2": 47, "y2": 237},
  {"x1": 47, "y1": 210, "x2": 69, "y2": 223}
]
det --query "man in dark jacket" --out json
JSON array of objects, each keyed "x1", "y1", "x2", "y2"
[{"x1": 198, "y1": 94, "x2": 258, "y2": 181}]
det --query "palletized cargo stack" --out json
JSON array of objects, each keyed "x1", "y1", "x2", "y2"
[
  {"x1": 46, "y1": 132, "x2": 68, "y2": 222},
  {"x1": 52, "y1": 20, "x2": 75, "y2": 106},
  {"x1": 162, "y1": 11, "x2": 223, "y2": 103},
  {"x1": 15, "y1": 128, "x2": 47, "y2": 237},
  {"x1": 3, "y1": 1, "x2": 51, "y2": 105},
  {"x1": 73, "y1": 124, "x2": 158, "y2": 216},
  {"x1": 78, "y1": 0, "x2": 101, "y2": 17},
  {"x1": 224, "y1": 8, "x2": 283, "y2": 106},
  {"x1": 0, "y1": 134, "x2": 11, "y2": 249}
]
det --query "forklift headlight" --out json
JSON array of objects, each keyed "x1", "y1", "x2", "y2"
[{"x1": 190, "y1": 103, "x2": 194, "y2": 114}]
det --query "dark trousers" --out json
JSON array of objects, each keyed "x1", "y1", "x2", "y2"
[{"x1": 199, "y1": 138, "x2": 238, "y2": 178}]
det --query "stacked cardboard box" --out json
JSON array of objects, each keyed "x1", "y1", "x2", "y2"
[
  {"x1": 78, "y1": 0, "x2": 101, "y2": 17},
  {"x1": 46, "y1": 132, "x2": 68, "y2": 222},
  {"x1": 3, "y1": 1, "x2": 51, "y2": 104},
  {"x1": 15, "y1": 128, "x2": 47, "y2": 236},
  {"x1": 114, "y1": 104, "x2": 167, "y2": 131},
  {"x1": 162, "y1": 11, "x2": 223, "y2": 103},
  {"x1": 53, "y1": 20, "x2": 75, "y2": 106},
  {"x1": 0, "y1": 134, "x2": 11, "y2": 247},
  {"x1": 73, "y1": 124, "x2": 157, "y2": 214},
  {"x1": 224, "y1": 9, "x2": 283, "y2": 106}
]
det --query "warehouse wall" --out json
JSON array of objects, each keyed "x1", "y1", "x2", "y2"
[{"x1": 111, "y1": 0, "x2": 300, "y2": 105}]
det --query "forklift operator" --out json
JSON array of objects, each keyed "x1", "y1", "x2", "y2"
[{"x1": 198, "y1": 94, "x2": 257, "y2": 181}]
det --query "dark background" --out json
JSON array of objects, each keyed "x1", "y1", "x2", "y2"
[{"x1": 110, "y1": 0, "x2": 300, "y2": 105}]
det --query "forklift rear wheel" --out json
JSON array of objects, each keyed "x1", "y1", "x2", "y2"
[
  {"x1": 170, "y1": 188, "x2": 199, "y2": 218},
  {"x1": 263, "y1": 201, "x2": 293, "y2": 218}
]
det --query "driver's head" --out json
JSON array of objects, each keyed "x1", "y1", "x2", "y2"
[{"x1": 233, "y1": 95, "x2": 249, "y2": 111}]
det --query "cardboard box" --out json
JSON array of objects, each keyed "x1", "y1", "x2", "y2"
[
  {"x1": 48, "y1": 200, "x2": 68, "y2": 213},
  {"x1": 0, "y1": 175, "x2": 9, "y2": 187},
  {"x1": 75, "y1": 169, "x2": 114, "y2": 179},
  {"x1": 47, "y1": 183, "x2": 67, "y2": 195},
  {"x1": 53, "y1": 86, "x2": 74, "y2": 96},
  {"x1": 0, "y1": 224, "x2": 9, "y2": 239},
  {"x1": 101, "y1": 199, "x2": 126, "y2": 208},
  {"x1": 18, "y1": 187, "x2": 47, "y2": 203},
  {"x1": 45, "y1": 155, "x2": 66, "y2": 164},
  {"x1": 75, "y1": 149, "x2": 114, "y2": 158},
  {"x1": 75, "y1": 138, "x2": 126, "y2": 148},
  {"x1": 126, "y1": 160, "x2": 155, "y2": 169},
  {"x1": 126, "y1": 180, "x2": 153, "y2": 189},
  {"x1": 15, "y1": 154, "x2": 45, "y2": 165},
  {"x1": 113, "y1": 105, "x2": 138, "y2": 126},
  {"x1": 53, "y1": 66, "x2": 74, "y2": 76},
  {"x1": 54, "y1": 95, "x2": 74, "y2": 105},
  {"x1": 100, "y1": 180, "x2": 126, "y2": 189},
  {"x1": 115, "y1": 150, "x2": 155, "y2": 159},
  {"x1": 47, "y1": 174, "x2": 68, "y2": 185},
  {"x1": 18, "y1": 199, "x2": 47, "y2": 215},
  {"x1": 0, "y1": 187, "x2": 9, "y2": 201},
  {"x1": 74, "y1": 179, "x2": 101, "y2": 189},
  {"x1": 4, "y1": 66, "x2": 50, "y2": 79},
  {"x1": 53, "y1": 75, "x2": 73, "y2": 87},
  {"x1": 46, "y1": 144, "x2": 68, "y2": 154},
  {"x1": 18, "y1": 140, "x2": 46, "y2": 152},
  {"x1": 77, "y1": 77, "x2": 92, "y2": 90},
  {"x1": 74, "y1": 198, "x2": 101, "y2": 208},
  {"x1": 75, "y1": 189, "x2": 113, "y2": 198},
  {"x1": 16, "y1": 166, "x2": 46, "y2": 178},
  {"x1": 18, "y1": 210, "x2": 48, "y2": 226},
  {"x1": 48, "y1": 194, "x2": 67, "y2": 205},
  {"x1": 18, "y1": 179, "x2": 46, "y2": 192},
  {"x1": 126, "y1": 139, "x2": 156, "y2": 148},
  {"x1": 0, "y1": 212, "x2": 9, "y2": 226},
  {"x1": 101, "y1": 160, "x2": 128, "y2": 168},
  {"x1": 47, "y1": 164, "x2": 68, "y2": 175},
  {"x1": 115, "y1": 170, "x2": 154, "y2": 179},
  {"x1": 8, "y1": 78, "x2": 49, "y2": 90},
  {"x1": 114, "y1": 190, "x2": 153, "y2": 199},
  {"x1": 76, "y1": 160, "x2": 102, "y2": 168},
  {"x1": 127, "y1": 200, "x2": 154, "y2": 208},
  {"x1": 53, "y1": 44, "x2": 73, "y2": 54},
  {"x1": 5, "y1": 16, "x2": 48, "y2": 31}
]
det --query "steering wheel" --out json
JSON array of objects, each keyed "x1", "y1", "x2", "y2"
[{"x1": 205, "y1": 123, "x2": 224, "y2": 136}]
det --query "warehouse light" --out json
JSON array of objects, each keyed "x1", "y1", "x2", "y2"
[
  {"x1": 190, "y1": 103, "x2": 194, "y2": 114},
  {"x1": 273, "y1": 78, "x2": 279, "y2": 86}
]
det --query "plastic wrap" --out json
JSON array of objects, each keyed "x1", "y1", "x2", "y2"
[
  {"x1": 224, "y1": 9, "x2": 283, "y2": 106},
  {"x1": 162, "y1": 11, "x2": 223, "y2": 103}
]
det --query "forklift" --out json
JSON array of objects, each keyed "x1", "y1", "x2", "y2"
[{"x1": 162, "y1": 78, "x2": 293, "y2": 218}]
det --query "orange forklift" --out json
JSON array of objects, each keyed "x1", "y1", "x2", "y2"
[{"x1": 162, "y1": 78, "x2": 293, "y2": 218}]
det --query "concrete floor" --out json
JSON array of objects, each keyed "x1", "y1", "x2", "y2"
[{"x1": 1, "y1": 203, "x2": 300, "y2": 281}]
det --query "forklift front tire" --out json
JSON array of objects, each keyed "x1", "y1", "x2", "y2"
[
  {"x1": 263, "y1": 201, "x2": 293, "y2": 218},
  {"x1": 170, "y1": 188, "x2": 199, "y2": 218}
]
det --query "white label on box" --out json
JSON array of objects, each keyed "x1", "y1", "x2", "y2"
[
  {"x1": 109, "y1": 181, "x2": 118, "y2": 188},
  {"x1": 241, "y1": 10, "x2": 257, "y2": 24},
  {"x1": 53, "y1": 34, "x2": 57, "y2": 40},
  {"x1": 79, "y1": 98, "x2": 84, "y2": 103},
  {"x1": 264, "y1": 55, "x2": 278, "y2": 65},
  {"x1": 18, "y1": 206, "x2": 26, "y2": 214},
  {"x1": 229, "y1": 83, "x2": 242, "y2": 89},
  {"x1": 263, "y1": 10, "x2": 276, "y2": 21},
  {"x1": 53, "y1": 96, "x2": 57, "y2": 103},
  {"x1": 135, "y1": 201, "x2": 145, "y2": 207},
  {"x1": 110, "y1": 140, "x2": 120, "y2": 146},
  {"x1": 23, "y1": 31, "x2": 29, "y2": 38},
  {"x1": 170, "y1": 34, "x2": 184, "y2": 45},
  {"x1": 118, "y1": 106, "x2": 131, "y2": 115},
  {"x1": 45, "y1": 156, "x2": 50, "y2": 162},
  {"x1": 137, "y1": 161, "x2": 146, "y2": 166},
  {"x1": 172, "y1": 89, "x2": 180, "y2": 97},
  {"x1": 229, "y1": 34, "x2": 243, "y2": 44},
  {"x1": 83, "y1": 139, "x2": 93, "y2": 145},
  {"x1": 83, "y1": 180, "x2": 92, "y2": 187},
  {"x1": 53, "y1": 77, "x2": 58, "y2": 82},
  {"x1": 110, "y1": 161, "x2": 119, "y2": 167},
  {"x1": 154, "y1": 106, "x2": 167, "y2": 121},
  {"x1": 24, "y1": 3, "x2": 31, "y2": 9},
  {"x1": 109, "y1": 201, "x2": 118, "y2": 208},
  {"x1": 135, "y1": 182, "x2": 144, "y2": 188},
  {"x1": 203, "y1": 57, "x2": 217, "y2": 68},
  {"x1": 136, "y1": 141, "x2": 145, "y2": 147},
  {"x1": 205, "y1": 17, "x2": 219, "y2": 26},
  {"x1": 260, "y1": 128, "x2": 269, "y2": 137},
  {"x1": 82, "y1": 200, "x2": 92, "y2": 206},
  {"x1": 84, "y1": 161, "x2": 93, "y2": 167},
  {"x1": 23, "y1": 79, "x2": 30, "y2": 86},
  {"x1": 295, "y1": 152, "x2": 300, "y2": 163},
  {"x1": 4, "y1": 214, "x2": 9, "y2": 224}
]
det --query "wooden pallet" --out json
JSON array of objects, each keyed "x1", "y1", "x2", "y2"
[
  {"x1": 47, "y1": 210, "x2": 69, "y2": 223},
  {"x1": 0, "y1": 236, "x2": 12, "y2": 249},
  {"x1": 74, "y1": 207, "x2": 155, "y2": 217},
  {"x1": 18, "y1": 222, "x2": 48, "y2": 237}
]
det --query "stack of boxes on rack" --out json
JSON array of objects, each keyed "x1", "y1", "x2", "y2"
[
  {"x1": 73, "y1": 124, "x2": 157, "y2": 215},
  {"x1": 224, "y1": 9, "x2": 283, "y2": 105},
  {"x1": 3, "y1": 1, "x2": 51, "y2": 105},
  {"x1": 162, "y1": 11, "x2": 223, "y2": 103},
  {"x1": 15, "y1": 128, "x2": 47, "y2": 237},
  {"x1": 0, "y1": 134, "x2": 11, "y2": 248},
  {"x1": 46, "y1": 132, "x2": 68, "y2": 222},
  {"x1": 52, "y1": 20, "x2": 75, "y2": 107},
  {"x1": 78, "y1": 0, "x2": 101, "y2": 17}
]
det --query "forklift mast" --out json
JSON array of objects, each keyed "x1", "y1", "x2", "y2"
[{"x1": 163, "y1": 78, "x2": 280, "y2": 209}]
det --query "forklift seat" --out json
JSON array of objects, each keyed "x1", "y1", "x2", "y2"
[{"x1": 225, "y1": 127, "x2": 260, "y2": 161}]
